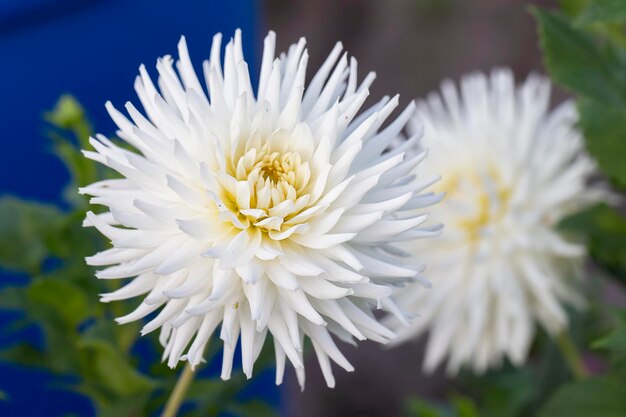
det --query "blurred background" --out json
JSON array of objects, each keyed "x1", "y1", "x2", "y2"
[{"x1": 0, "y1": 0, "x2": 558, "y2": 416}]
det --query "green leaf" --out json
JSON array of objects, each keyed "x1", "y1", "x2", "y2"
[
  {"x1": 0, "y1": 197, "x2": 65, "y2": 274},
  {"x1": 95, "y1": 393, "x2": 152, "y2": 417},
  {"x1": 0, "y1": 389, "x2": 8, "y2": 401},
  {"x1": 578, "y1": 0, "x2": 626, "y2": 23},
  {"x1": 533, "y1": 8, "x2": 626, "y2": 105},
  {"x1": 466, "y1": 368, "x2": 536, "y2": 417},
  {"x1": 0, "y1": 343, "x2": 47, "y2": 369},
  {"x1": 405, "y1": 398, "x2": 447, "y2": 417},
  {"x1": 578, "y1": 99, "x2": 626, "y2": 188},
  {"x1": 46, "y1": 211, "x2": 101, "y2": 261},
  {"x1": 80, "y1": 318, "x2": 140, "y2": 357},
  {"x1": 538, "y1": 377, "x2": 626, "y2": 417},
  {"x1": 451, "y1": 396, "x2": 479, "y2": 417},
  {"x1": 27, "y1": 278, "x2": 90, "y2": 327},
  {"x1": 49, "y1": 132, "x2": 94, "y2": 197},
  {"x1": 0, "y1": 286, "x2": 27, "y2": 310},
  {"x1": 45, "y1": 95, "x2": 98, "y2": 194},
  {"x1": 77, "y1": 338, "x2": 155, "y2": 397},
  {"x1": 560, "y1": 204, "x2": 626, "y2": 279},
  {"x1": 559, "y1": 0, "x2": 592, "y2": 17},
  {"x1": 593, "y1": 324, "x2": 626, "y2": 350},
  {"x1": 227, "y1": 400, "x2": 278, "y2": 417}
]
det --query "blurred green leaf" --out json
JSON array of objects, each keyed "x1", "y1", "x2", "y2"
[
  {"x1": 47, "y1": 212, "x2": 101, "y2": 261},
  {"x1": 577, "y1": 0, "x2": 626, "y2": 23},
  {"x1": 49, "y1": 132, "x2": 93, "y2": 200},
  {"x1": 471, "y1": 369, "x2": 536, "y2": 417},
  {"x1": 45, "y1": 95, "x2": 98, "y2": 199},
  {"x1": 0, "y1": 343, "x2": 47, "y2": 368},
  {"x1": 0, "y1": 286, "x2": 27, "y2": 310},
  {"x1": 0, "y1": 389, "x2": 7, "y2": 401},
  {"x1": 451, "y1": 396, "x2": 479, "y2": 417},
  {"x1": 227, "y1": 400, "x2": 278, "y2": 417},
  {"x1": 560, "y1": 204, "x2": 626, "y2": 280},
  {"x1": 559, "y1": 0, "x2": 592, "y2": 17},
  {"x1": 405, "y1": 398, "x2": 447, "y2": 417},
  {"x1": 593, "y1": 324, "x2": 626, "y2": 350},
  {"x1": 95, "y1": 393, "x2": 152, "y2": 417},
  {"x1": 533, "y1": 8, "x2": 626, "y2": 106},
  {"x1": 185, "y1": 378, "x2": 230, "y2": 404},
  {"x1": 77, "y1": 338, "x2": 155, "y2": 397},
  {"x1": 578, "y1": 99, "x2": 626, "y2": 188},
  {"x1": 27, "y1": 278, "x2": 90, "y2": 327},
  {"x1": 185, "y1": 375, "x2": 247, "y2": 417},
  {"x1": 0, "y1": 197, "x2": 65, "y2": 274},
  {"x1": 538, "y1": 377, "x2": 626, "y2": 417},
  {"x1": 31, "y1": 312, "x2": 82, "y2": 372}
]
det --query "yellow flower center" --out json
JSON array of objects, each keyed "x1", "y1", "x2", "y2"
[
  {"x1": 217, "y1": 143, "x2": 314, "y2": 235},
  {"x1": 257, "y1": 151, "x2": 301, "y2": 185},
  {"x1": 438, "y1": 163, "x2": 511, "y2": 243}
]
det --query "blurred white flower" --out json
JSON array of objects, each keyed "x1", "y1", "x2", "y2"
[
  {"x1": 391, "y1": 69, "x2": 602, "y2": 375},
  {"x1": 81, "y1": 30, "x2": 440, "y2": 388}
]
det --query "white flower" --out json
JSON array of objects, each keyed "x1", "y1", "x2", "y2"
[
  {"x1": 81, "y1": 30, "x2": 439, "y2": 388},
  {"x1": 390, "y1": 69, "x2": 602, "y2": 375}
]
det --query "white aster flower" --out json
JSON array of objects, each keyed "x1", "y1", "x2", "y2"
[
  {"x1": 81, "y1": 30, "x2": 439, "y2": 388},
  {"x1": 390, "y1": 69, "x2": 602, "y2": 375}
]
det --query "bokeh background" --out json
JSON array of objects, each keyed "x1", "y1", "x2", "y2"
[{"x1": 0, "y1": 0, "x2": 560, "y2": 415}]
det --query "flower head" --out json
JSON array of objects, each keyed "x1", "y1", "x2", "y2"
[
  {"x1": 390, "y1": 69, "x2": 602, "y2": 375},
  {"x1": 81, "y1": 30, "x2": 438, "y2": 388}
]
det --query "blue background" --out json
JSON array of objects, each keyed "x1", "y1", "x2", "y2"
[{"x1": 0, "y1": 0, "x2": 281, "y2": 415}]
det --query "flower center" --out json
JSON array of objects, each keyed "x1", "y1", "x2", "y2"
[
  {"x1": 257, "y1": 151, "x2": 300, "y2": 185},
  {"x1": 439, "y1": 164, "x2": 511, "y2": 242},
  {"x1": 219, "y1": 144, "x2": 313, "y2": 235}
]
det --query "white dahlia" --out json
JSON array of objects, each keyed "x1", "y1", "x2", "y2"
[
  {"x1": 81, "y1": 30, "x2": 439, "y2": 388},
  {"x1": 391, "y1": 69, "x2": 602, "y2": 375}
]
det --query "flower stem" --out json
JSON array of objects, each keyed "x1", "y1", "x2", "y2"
[
  {"x1": 556, "y1": 331, "x2": 588, "y2": 380},
  {"x1": 161, "y1": 364, "x2": 195, "y2": 417}
]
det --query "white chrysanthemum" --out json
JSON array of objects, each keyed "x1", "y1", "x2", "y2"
[
  {"x1": 81, "y1": 30, "x2": 440, "y2": 388},
  {"x1": 390, "y1": 69, "x2": 602, "y2": 375}
]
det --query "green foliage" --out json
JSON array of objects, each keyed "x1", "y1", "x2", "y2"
[
  {"x1": 532, "y1": 6, "x2": 626, "y2": 414},
  {"x1": 533, "y1": 5, "x2": 626, "y2": 189},
  {"x1": 27, "y1": 279, "x2": 90, "y2": 327},
  {"x1": 0, "y1": 96, "x2": 277, "y2": 417},
  {"x1": 558, "y1": 0, "x2": 591, "y2": 17},
  {"x1": 593, "y1": 324, "x2": 626, "y2": 351},
  {"x1": 532, "y1": 8, "x2": 626, "y2": 106},
  {"x1": 226, "y1": 400, "x2": 279, "y2": 417},
  {"x1": 469, "y1": 369, "x2": 537, "y2": 417},
  {"x1": 405, "y1": 398, "x2": 447, "y2": 417},
  {"x1": 405, "y1": 395, "x2": 479, "y2": 417},
  {"x1": 45, "y1": 95, "x2": 99, "y2": 206},
  {"x1": 561, "y1": 204, "x2": 626, "y2": 280},
  {"x1": 577, "y1": 0, "x2": 626, "y2": 24},
  {"x1": 77, "y1": 338, "x2": 155, "y2": 397},
  {"x1": 0, "y1": 198, "x2": 65, "y2": 274},
  {"x1": 591, "y1": 309, "x2": 626, "y2": 381},
  {"x1": 578, "y1": 100, "x2": 626, "y2": 190},
  {"x1": 538, "y1": 377, "x2": 626, "y2": 417}
]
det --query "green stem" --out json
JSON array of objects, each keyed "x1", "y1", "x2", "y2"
[
  {"x1": 556, "y1": 331, "x2": 588, "y2": 380},
  {"x1": 161, "y1": 364, "x2": 195, "y2": 417}
]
